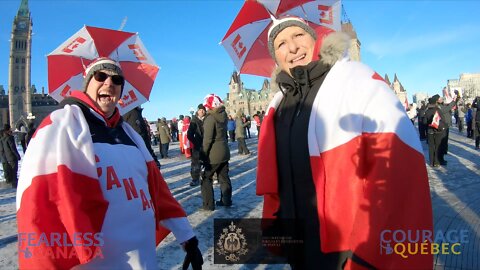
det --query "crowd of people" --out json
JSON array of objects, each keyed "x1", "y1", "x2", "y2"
[
  {"x1": 9, "y1": 13, "x2": 478, "y2": 270},
  {"x1": 412, "y1": 92, "x2": 479, "y2": 167}
]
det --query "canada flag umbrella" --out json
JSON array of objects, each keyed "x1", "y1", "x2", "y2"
[
  {"x1": 222, "y1": 0, "x2": 341, "y2": 77},
  {"x1": 47, "y1": 26, "x2": 159, "y2": 114}
]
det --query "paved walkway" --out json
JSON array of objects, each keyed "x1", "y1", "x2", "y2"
[
  {"x1": 0, "y1": 127, "x2": 479, "y2": 269},
  {"x1": 426, "y1": 127, "x2": 480, "y2": 269}
]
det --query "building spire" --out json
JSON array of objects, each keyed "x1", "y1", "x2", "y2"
[{"x1": 17, "y1": 0, "x2": 30, "y2": 17}]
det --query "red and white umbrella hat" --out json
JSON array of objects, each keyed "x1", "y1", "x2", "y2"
[
  {"x1": 47, "y1": 26, "x2": 159, "y2": 115},
  {"x1": 222, "y1": 0, "x2": 341, "y2": 77},
  {"x1": 203, "y1": 94, "x2": 224, "y2": 110}
]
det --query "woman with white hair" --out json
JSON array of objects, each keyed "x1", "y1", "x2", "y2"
[{"x1": 256, "y1": 17, "x2": 432, "y2": 269}]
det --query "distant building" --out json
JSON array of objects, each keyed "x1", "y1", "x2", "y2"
[
  {"x1": 225, "y1": 72, "x2": 274, "y2": 117},
  {"x1": 447, "y1": 73, "x2": 480, "y2": 100},
  {"x1": 0, "y1": 0, "x2": 58, "y2": 130},
  {"x1": 341, "y1": 21, "x2": 361, "y2": 61},
  {"x1": 225, "y1": 20, "x2": 362, "y2": 117},
  {"x1": 413, "y1": 92, "x2": 429, "y2": 106},
  {"x1": 385, "y1": 73, "x2": 409, "y2": 108}
]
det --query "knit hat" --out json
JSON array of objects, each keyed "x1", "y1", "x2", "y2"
[
  {"x1": 267, "y1": 16, "x2": 317, "y2": 60},
  {"x1": 83, "y1": 57, "x2": 124, "y2": 92},
  {"x1": 431, "y1": 94, "x2": 440, "y2": 104},
  {"x1": 197, "y1": 103, "x2": 206, "y2": 111},
  {"x1": 203, "y1": 94, "x2": 223, "y2": 110}
]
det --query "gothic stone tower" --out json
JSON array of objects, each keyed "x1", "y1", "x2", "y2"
[{"x1": 8, "y1": 0, "x2": 33, "y2": 128}]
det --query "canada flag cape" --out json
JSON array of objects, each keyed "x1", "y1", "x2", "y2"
[
  {"x1": 16, "y1": 92, "x2": 190, "y2": 269},
  {"x1": 256, "y1": 59, "x2": 433, "y2": 269}
]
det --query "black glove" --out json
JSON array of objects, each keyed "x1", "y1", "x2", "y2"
[
  {"x1": 182, "y1": 236, "x2": 203, "y2": 270},
  {"x1": 199, "y1": 151, "x2": 208, "y2": 164}
]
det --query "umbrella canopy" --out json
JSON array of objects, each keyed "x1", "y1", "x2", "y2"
[
  {"x1": 47, "y1": 26, "x2": 159, "y2": 115},
  {"x1": 222, "y1": 0, "x2": 341, "y2": 77}
]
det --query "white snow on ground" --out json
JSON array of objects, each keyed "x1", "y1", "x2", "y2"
[
  {"x1": 0, "y1": 138, "x2": 290, "y2": 269},
  {"x1": 0, "y1": 145, "x2": 24, "y2": 270},
  {"x1": 1, "y1": 127, "x2": 480, "y2": 269}
]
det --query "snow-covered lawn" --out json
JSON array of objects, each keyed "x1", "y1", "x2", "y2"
[{"x1": 0, "y1": 138, "x2": 289, "y2": 269}]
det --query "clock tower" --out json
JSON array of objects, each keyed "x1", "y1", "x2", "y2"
[{"x1": 8, "y1": 0, "x2": 32, "y2": 128}]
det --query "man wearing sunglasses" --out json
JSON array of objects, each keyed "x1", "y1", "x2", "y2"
[{"x1": 16, "y1": 57, "x2": 203, "y2": 270}]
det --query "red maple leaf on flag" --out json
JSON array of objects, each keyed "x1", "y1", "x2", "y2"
[{"x1": 429, "y1": 111, "x2": 441, "y2": 129}]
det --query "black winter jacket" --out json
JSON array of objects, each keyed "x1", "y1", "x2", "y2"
[
  {"x1": 473, "y1": 97, "x2": 480, "y2": 122},
  {"x1": 0, "y1": 133, "x2": 21, "y2": 162},
  {"x1": 202, "y1": 106, "x2": 230, "y2": 164},
  {"x1": 187, "y1": 115, "x2": 204, "y2": 151},
  {"x1": 424, "y1": 104, "x2": 446, "y2": 131}
]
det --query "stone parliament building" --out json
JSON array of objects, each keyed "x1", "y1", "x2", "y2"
[
  {"x1": 0, "y1": 0, "x2": 58, "y2": 130},
  {"x1": 2, "y1": 1, "x2": 419, "y2": 127}
]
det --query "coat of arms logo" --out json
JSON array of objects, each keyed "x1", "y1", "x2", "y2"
[{"x1": 216, "y1": 221, "x2": 248, "y2": 262}]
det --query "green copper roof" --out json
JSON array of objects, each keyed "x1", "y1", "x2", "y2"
[{"x1": 17, "y1": 0, "x2": 29, "y2": 17}]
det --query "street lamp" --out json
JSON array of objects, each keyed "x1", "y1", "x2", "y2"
[{"x1": 27, "y1": 113, "x2": 36, "y2": 125}]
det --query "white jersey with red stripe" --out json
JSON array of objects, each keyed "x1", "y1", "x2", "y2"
[{"x1": 17, "y1": 102, "x2": 193, "y2": 269}]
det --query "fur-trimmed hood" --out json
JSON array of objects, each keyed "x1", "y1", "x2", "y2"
[{"x1": 270, "y1": 31, "x2": 351, "y2": 93}]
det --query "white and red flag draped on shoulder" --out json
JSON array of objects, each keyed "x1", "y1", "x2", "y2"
[
  {"x1": 47, "y1": 26, "x2": 159, "y2": 115},
  {"x1": 429, "y1": 111, "x2": 441, "y2": 129},
  {"x1": 221, "y1": 0, "x2": 341, "y2": 77},
  {"x1": 256, "y1": 62, "x2": 433, "y2": 268}
]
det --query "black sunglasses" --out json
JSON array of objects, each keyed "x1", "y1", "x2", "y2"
[{"x1": 93, "y1": 71, "x2": 125, "y2": 86}]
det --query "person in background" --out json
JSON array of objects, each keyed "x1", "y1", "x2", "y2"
[
  {"x1": 158, "y1": 117, "x2": 172, "y2": 159},
  {"x1": 0, "y1": 129, "x2": 9, "y2": 185},
  {"x1": 201, "y1": 94, "x2": 232, "y2": 210},
  {"x1": 466, "y1": 103, "x2": 473, "y2": 138},
  {"x1": 182, "y1": 116, "x2": 192, "y2": 158},
  {"x1": 25, "y1": 122, "x2": 37, "y2": 147},
  {"x1": 16, "y1": 57, "x2": 202, "y2": 269},
  {"x1": 170, "y1": 117, "x2": 178, "y2": 142},
  {"x1": 253, "y1": 111, "x2": 262, "y2": 138},
  {"x1": 187, "y1": 104, "x2": 206, "y2": 187},
  {"x1": 178, "y1": 115, "x2": 185, "y2": 154},
  {"x1": 227, "y1": 115, "x2": 236, "y2": 142},
  {"x1": 473, "y1": 96, "x2": 480, "y2": 149},
  {"x1": 424, "y1": 95, "x2": 447, "y2": 167},
  {"x1": 235, "y1": 111, "x2": 250, "y2": 155},
  {"x1": 256, "y1": 16, "x2": 432, "y2": 268},
  {"x1": 1, "y1": 124, "x2": 21, "y2": 188},
  {"x1": 144, "y1": 117, "x2": 153, "y2": 145},
  {"x1": 123, "y1": 106, "x2": 161, "y2": 168},
  {"x1": 456, "y1": 98, "x2": 466, "y2": 133},
  {"x1": 417, "y1": 100, "x2": 427, "y2": 141},
  {"x1": 406, "y1": 103, "x2": 417, "y2": 125},
  {"x1": 244, "y1": 115, "x2": 251, "y2": 139},
  {"x1": 437, "y1": 95, "x2": 457, "y2": 158},
  {"x1": 17, "y1": 125, "x2": 27, "y2": 153}
]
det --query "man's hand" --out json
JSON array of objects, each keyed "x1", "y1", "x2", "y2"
[{"x1": 182, "y1": 236, "x2": 203, "y2": 270}]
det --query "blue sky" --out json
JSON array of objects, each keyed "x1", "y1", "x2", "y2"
[{"x1": 1, "y1": 0, "x2": 479, "y2": 121}]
